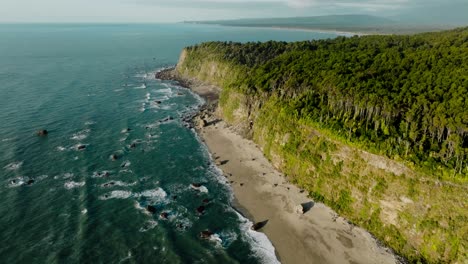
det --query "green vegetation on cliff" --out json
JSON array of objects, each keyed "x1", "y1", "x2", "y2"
[{"x1": 176, "y1": 27, "x2": 468, "y2": 263}]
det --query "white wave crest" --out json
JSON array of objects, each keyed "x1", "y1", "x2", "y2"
[
  {"x1": 190, "y1": 184, "x2": 209, "y2": 193},
  {"x1": 139, "y1": 220, "x2": 158, "y2": 232},
  {"x1": 3, "y1": 161, "x2": 23, "y2": 171},
  {"x1": 101, "y1": 181, "x2": 137, "y2": 188},
  {"x1": 236, "y1": 211, "x2": 280, "y2": 264},
  {"x1": 64, "y1": 181, "x2": 86, "y2": 189},
  {"x1": 71, "y1": 129, "x2": 91, "y2": 141},
  {"x1": 99, "y1": 190, "x2": 133, "y2": 200}
]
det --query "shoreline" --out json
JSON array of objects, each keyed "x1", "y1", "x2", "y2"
[{"x1": 156, "y1": 68, "x2": 401, "y2": 264}]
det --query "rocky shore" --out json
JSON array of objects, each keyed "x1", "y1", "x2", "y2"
[{"x1": 156, "y1": 68, "x2": 401, "y2": 264}]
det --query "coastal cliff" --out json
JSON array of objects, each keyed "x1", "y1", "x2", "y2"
[{"x1": 159, "y1": 27, "x2": 468, "y2": 263}]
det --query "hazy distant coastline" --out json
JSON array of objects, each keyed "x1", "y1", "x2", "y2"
[{"x1": 184, "y1": 14, "x2": 456, "y2": 35}]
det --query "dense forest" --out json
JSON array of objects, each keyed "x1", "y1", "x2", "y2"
[
  {"x1": 175, "y1": 28, "x2": 468, "y2": 263},
  {"x1": 184, "y1": 27, "x2": 468, "y2": 179}
]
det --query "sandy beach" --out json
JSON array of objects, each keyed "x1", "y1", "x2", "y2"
[{"x1": 186, "y1": 80, "x2": 400, "y2": 264}]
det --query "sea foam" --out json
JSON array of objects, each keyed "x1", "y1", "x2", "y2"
[
  {"x1": 3, "y1": 161, "x2": 23, "y2": 171},
  {"x1": 64, "y1": 181, "x2": 86, "y2": 189}
]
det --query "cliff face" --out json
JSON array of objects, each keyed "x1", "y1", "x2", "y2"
[{"x1": 175, "y1": 44, "x2": 467, "y2": 263}]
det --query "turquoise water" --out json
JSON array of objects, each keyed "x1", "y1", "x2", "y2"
[{"x1": 0, "y1": 24, "x2": 339, "y2": 263}]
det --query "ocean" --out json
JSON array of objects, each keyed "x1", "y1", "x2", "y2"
[{"x1": 0, "y1": 24, "x2": 340, "y2": 263}]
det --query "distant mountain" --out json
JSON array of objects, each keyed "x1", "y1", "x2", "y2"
[{"x1": 184, "y1": 14, "x2": 452, "y2": 34}]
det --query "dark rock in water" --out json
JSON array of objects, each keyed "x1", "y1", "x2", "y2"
[
  {"x1": 196, "y1": 206, "x2": 206, "y2": 214},
  {"x1": 192, "y1": 183, "x2": 202, "y2": 188},
  {"x1": 172, "y1": 195, "x2": 178, "y2": 200},
  {"x1": 26, "y1": 179, "x2": 35, "y2": 185},
  {"x1": 177, "y1": 92, "x2": 183, "y2": 96},
  {"x1": 11, "y1": 179, "x2": 16, "y2": 184},
  {"x1": 251, "y1": 220, "x2": 269, "y2": 231},
  {"x1": 130, "y1": 143, "x2": 137, "y2": 149},
  {"x1": 125, "y1": 128, "x2": 132, "y2": 132},
  {"x1": 200, "y1": 230, "x2": 214, "y2": 239},
  {"x1": 202, "y1": 198, "x2": 210, "y2": 204},
  {"x1": 77, "y1": 145, "x2": 86, "y2": 150},
  {"x1": 176, "y1": 223, "x2": 185, "y2": 230},
  {"x1": 160, "y1": 212, "x2": 169, "y2": 219},
  {"x1": 159, "y1": 116, "x2": 174, "y2": 123},
  {"x1": 37, "y1": 129, "x2": 48, "y2": 136},
  {"x1": 146, "y1": 205, "x2": 157, "y2": 214},
  {"x1": 110, "y1": 154, "x2": 119, "y2": 161},
  {"x1": 103, "y1": 181, "x2": 115, "y2": 188},
  {"x1": 154, "y1": 100, "x2": 162, "y2": 104}
]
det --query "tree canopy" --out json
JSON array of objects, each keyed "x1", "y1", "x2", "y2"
[{"x1": 185, "y1": 27, "x2": 468, "y2": 177}]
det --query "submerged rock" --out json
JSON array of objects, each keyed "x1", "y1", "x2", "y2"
[
  {"x1": 160, "y1": 212, "x2": 169, "y2": 219},
  {"x1": 196, "y1": 205, "x2": 206, "y2": 215},
  {"x1": 146, "y1": 205, "x2": 157, "y2": 214},
  {"x1": 159, "y1": 116, "x2": 174, "y2": 123},
  {"x1": 37, "y1": 129, "x2": 48, "y2": 136},
  {"x1": 199, "y1": 230, "x2": 214, "y2": 239},
  {"x1": 77, "y1": 145, "x2": 86, "y2": 151}
]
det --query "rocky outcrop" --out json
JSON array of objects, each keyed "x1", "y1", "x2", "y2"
[{"x1": 37, "y1": 129, "x2": 48, "y2": 136}]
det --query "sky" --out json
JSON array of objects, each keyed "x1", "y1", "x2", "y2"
[{"x1": 0, "y1": 0, "x2": 467, "y2": 24}]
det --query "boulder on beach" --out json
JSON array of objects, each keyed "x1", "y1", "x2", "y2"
[
  {"x1": 296, "y1": 201, "x2": 315, "y2": 214},
  {"x1": 201, "y1": 119, "x2": 208, "y2": 127},
  {"x1": 251, "y1": 220, "x2": 269, "y2": 231},
  {"x1": 37, "y1": 129, "x2": 48, "y2": 136}
]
